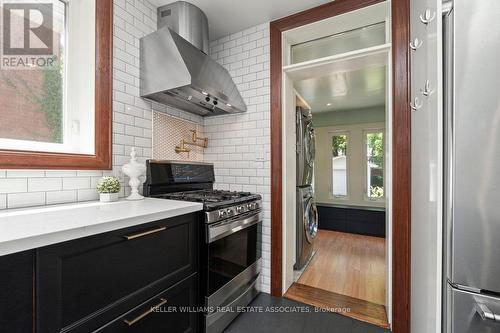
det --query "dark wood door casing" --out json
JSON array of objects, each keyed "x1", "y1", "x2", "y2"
[{"x1": 270, "y1": 0, "x2": 411, "y2": 332}]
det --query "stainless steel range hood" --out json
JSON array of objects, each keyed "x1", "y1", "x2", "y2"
[{"x1": 140, "y1": 1, "x2": 247, "y2": 116}]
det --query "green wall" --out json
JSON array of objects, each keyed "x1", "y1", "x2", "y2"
[{"x1": 312, "y1": 106, "x2": 385, "y2": 127}]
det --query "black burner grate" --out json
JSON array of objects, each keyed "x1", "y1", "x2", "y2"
[{"x1": 154, "y1": 189, "x2": 260, "y2": 210}]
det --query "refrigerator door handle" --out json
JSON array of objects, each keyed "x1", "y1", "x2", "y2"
[
  {"x1": 443, "y1": 0, "x2": 454, "y2": 282},
  {"x1": 475, "y1": 302, "x2": 500, "y2": 322}
]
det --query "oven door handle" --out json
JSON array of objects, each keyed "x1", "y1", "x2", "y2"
[{"x1": 207, "y1": 211, "x2": 263, "y2": 243}]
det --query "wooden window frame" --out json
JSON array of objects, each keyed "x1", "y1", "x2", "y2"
[
  {"x1": 270, "y1": 0, "x2": 411, "y2": 332},
  {"x1": 0, "y1": 0, "x2": 113, "y2": 170}
]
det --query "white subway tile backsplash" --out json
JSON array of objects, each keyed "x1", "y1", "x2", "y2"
[
  {"x1": 114, "y1": 155, "x2": 132, "y2": 167},
  {"x1": 229, "y1": 184, "x2": 243, "y2": 192},
  {"x1": 114, "y1": 90, "x2": 136, "y2": 105},
  {"x1": 125, "y1": 43, "x2": 140, "y2": 58},
  {"x1": 46, "y1": 190, "x2": 77, "y2": 205},
  {"x1": 28, "y1": 178, "x2": 62, "y2": 192},
  {"x1": 235, "y1": 177, "x2": 249, "y2": 184},
  {"x1": 0, "y1": 179, "x2": 27, "y2": 194},
  {"x1": 143, "y1": 15, "x2": 155, "y2": 31},
  {"x1": 45, "y1": 170, "x2": 78, "y2": 177},
  {"x1": 77, "y1": 189, "x2": 99, "y2": 202},
  {"x1": 134, "y1": 137, "x2": 151, "y2": 148},
  {"x1": 114, "y1": 58, "x2": 127, "y2": 72},
  {"x1": 114, "y1": 48, "x2": 136, "y2": 66},
  {"x1": 249, "y1": 176, "x2": 265, "y2": 185},
  {"x1": 124, "y1": 105, "x2": 144, "y2": 117},
  {"x1": 134, "y1": 96, "x2": 152, "y2": 110},
  {"x1": 63, "y1": 178, "x2": 91, "y2": 191},
  {"x1": 114, "y1": 69, "x2": 135, "y2": 85},
  {"x1": 114, "y1": 133, "x2": 135, "y2": 146},
  {"x1": 0, "y1": 194, "x2": 6, "y2": 209},
  {"x1": 113, "y1": 79, "x2": 126, "y2": 92},
  {"x1": 8, "y1": 192, "x2": 45, "y2": 209},
  {"x1": 125, "y1": 125, "x2": 143, "y2": 137},
  {"x1": 125, "y1": 84, "x2": 140, "y2": 96},
  {"x1": 114, "y1": 5, "x2": 133, "y2": 23},
  {"x1": 125, "y1": 2, "x2": 144, "y2": 21},
  {"x1": 135, "y1": 117, "x2": 152, "y2": 129},
  {"x1": 207, "y1": 23, "x2": 271, "y2": 293},
  {"x1": 114, "y1": 145, "x2": 125, "y2": 157},
  {"x1": 143, "y1": 129, "x2": 152, "y2": 139},
  {"x1": 125, "y1": 22, "x2": 145, "y2": 39},
  {"x1": 114, "y1": 16, "x2": 126, "y2": 30},
  {"x1": 76, "y1": 171, "x2": 104, "y2": 177},
  {"x1": 114, "y1": 112, "x2": 135, "y2": 125},
  {"x1": 90, "y1": 176, "x2": 103, "y2": 189},
  {"x1": 113, "y1": 122, "x2": 125, "y2": 134},
  {"x1": 7, "y1": 170, "x2": 45, "y2": 178},
  {"x1": 125, "y1": 63, "x2": 140, "y2": 78},
  {"x1": 241, "y1": 185, "x2": 257, "y2": 193}
]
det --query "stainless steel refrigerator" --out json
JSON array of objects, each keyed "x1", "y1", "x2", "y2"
[{"x1": 443, "y1": 0, "x2": 500, "y2": 331}]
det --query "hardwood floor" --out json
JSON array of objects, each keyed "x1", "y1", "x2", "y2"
[
  {"x1": 284, "y1": 283, "x2": 389, "y2": 329},
  {"x1": 297, "y1": 230, "x2": 386, "y2": 305}
]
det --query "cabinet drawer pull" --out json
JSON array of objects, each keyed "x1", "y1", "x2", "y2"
[
  {"x1": 123, "y1": 297, "x2": 167, "y2": 326},
  {"x1": 123, "y1": 226, "x2": 166, "y2": 240}
]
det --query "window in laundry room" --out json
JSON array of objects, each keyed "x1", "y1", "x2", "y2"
[
  {"x1": 331, "y1": 134, "x2": 348, "y2": 197},
  {"x1": 365, "y1": 131, "x2": 384, "y2": 200}
]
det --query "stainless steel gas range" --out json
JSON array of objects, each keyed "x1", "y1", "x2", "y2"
[{"x1": 143, "y1": 160, "x2": 262, "y2": 333}]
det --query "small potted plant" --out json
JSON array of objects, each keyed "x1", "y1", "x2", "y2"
[{"x1": 96, "y1": 177, "x2": 121, "y2": 202}]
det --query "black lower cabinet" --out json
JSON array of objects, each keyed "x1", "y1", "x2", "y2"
[
  {"x1": 0, "y1": 250, "x2": 35, "y2": 333},
  {"x1": 95, "y1": 273, "x2": 198, "y2": 333},
  {"x1": 35, "y1": 212, "x2": 200, "y2": 333}
]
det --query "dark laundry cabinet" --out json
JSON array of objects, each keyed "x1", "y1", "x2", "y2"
[{"x1": 317, "y1": 205, "x2": 386, "y2": 237}]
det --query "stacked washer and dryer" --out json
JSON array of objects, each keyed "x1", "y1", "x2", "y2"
[{"x1": 295, "y1": 106, "x2": 319, "y2": 270}]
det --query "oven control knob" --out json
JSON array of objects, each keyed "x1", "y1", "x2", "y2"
[
  {"x1": 236, "y1": 206, "x2": 244, "y2": 213},
  {"x1": 249, "y1": 203, "x2": 256, "y2": 210},
  {"x1": 218, "y1": 210, "x2": 226, "y2": 218},
  {"x1": 226, "y1": 209, "x2": 233, "y2": 216}
]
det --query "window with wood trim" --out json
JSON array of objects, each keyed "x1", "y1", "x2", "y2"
[
  {"x1": 331, "y1": 133, "x2": 348, "y2": 198},
  {"x1": 0, "y1": 0, "x2": 112, "y2": 170},
  {"x1": 365, "y1": 130, "x2": 385, "y2": 200}
]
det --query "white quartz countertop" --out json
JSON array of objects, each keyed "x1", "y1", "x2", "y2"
[{"x1": 0, "y1": 198, "x2": 203, "y2": 256}]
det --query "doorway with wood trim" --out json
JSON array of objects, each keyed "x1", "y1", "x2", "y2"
[{"x1": 270, "y1": 0, "x2": 410, "y2": 332}]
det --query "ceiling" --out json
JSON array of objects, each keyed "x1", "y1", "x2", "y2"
[
  {"x1": 149, "y1": 0, "x2": 332, "y2": 40},
  {"x1": 294, "y1": 65, "x2": 386, "y2": 113}
]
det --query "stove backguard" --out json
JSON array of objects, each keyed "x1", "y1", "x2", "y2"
[{"x1": 144, "y1": 160, "x2": 215, "y2": 196}]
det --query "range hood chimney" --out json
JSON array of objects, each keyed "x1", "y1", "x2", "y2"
[
  {"x1": 157, "y1": 2, "x2": 209, "y2": 54},
  {"x1": 140, "y1": 1, "x2": 247, "y2": 116}
]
